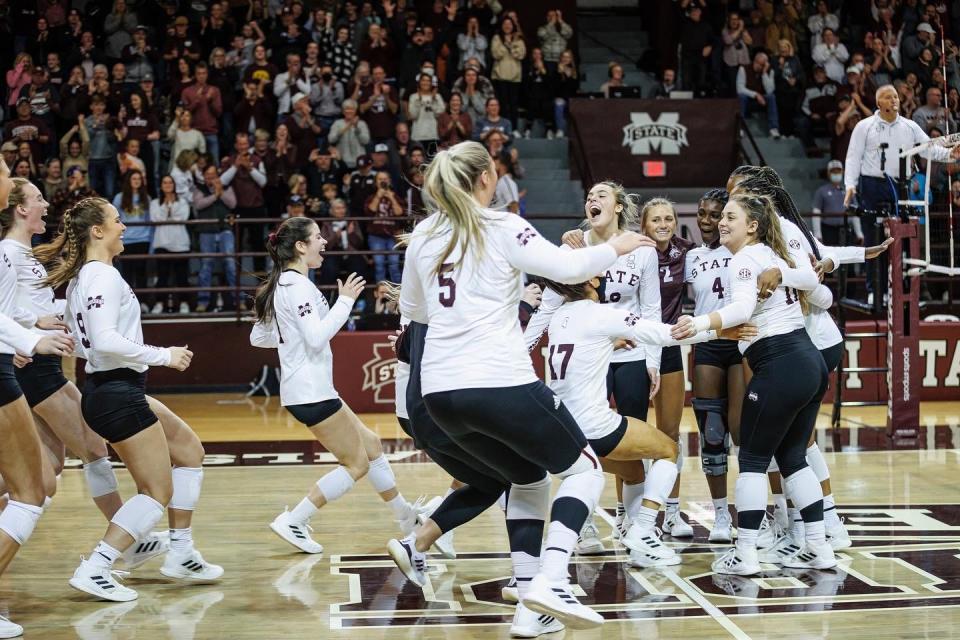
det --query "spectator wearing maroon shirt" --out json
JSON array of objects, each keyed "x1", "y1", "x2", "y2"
[
  {"x1": 306, "y1": 146, "x2": 346, "y2": 197},
  {"x1": 200, "y1": 3, "x2": 235, "y2": 55},
  {"x1": 437, "y1": 92, "x2": 473, "y2": 149},
  {"x1": 285, "y1": 92, "x2": 323, "y2": 169},
  {"x1": 364, "y1": 170, "x2": 404, "y2": 283},
  {"x1": 359, "y1": 24, "x2": 397, "y2": 79},
  {"x1": 117, "y1": 92, "x2": 159, "y2": 189},
  {"x1": 347, "y1": 154, "x2": 377, "y2": 215},
  {"x1": 358, "y1": 65, "x2": 399, "y2": 144},
  {"x1": 318, "y1": 197, "x2": 369, "y2": 288},
  {"x1": 235, "y1": 78, "x2": 275, "y2": 136},
  {"x1": 221, "y1": 131, "x2": 268, "y2": 269},
  {"x1": 181, "y1": 62, "x2": 223, "y2": 163},
  {"x1": 4, "y1": 98, "x2": 51, "y2": 162}
]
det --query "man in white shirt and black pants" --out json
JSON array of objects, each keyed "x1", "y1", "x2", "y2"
[{"x1": 843, "y1": 84, "x2": 960, "y2": 301}]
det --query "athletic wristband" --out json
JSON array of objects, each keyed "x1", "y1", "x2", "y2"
[{"x1": 693, "y1": 315, "x2": 711, "y2": 333}]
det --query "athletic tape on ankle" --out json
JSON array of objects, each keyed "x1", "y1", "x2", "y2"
[
  {"x1": 110, "y1": 494, "x2": 164, "y2": 542},
  {"x1": 366, "y1": 456, "x2": 396, "y2": 493},
  {"x1": 316, "y1": 465, "x2": 355, "y2": 503},
  {"x1": 169, "y1": 466, "x2": 204, "y2": 511},
  {"x1": 0, "y1": 500, "x2": 43, "y2": 545},
  {"x1": 83, "y1": 457, "x2": 119, "y2": 498}
]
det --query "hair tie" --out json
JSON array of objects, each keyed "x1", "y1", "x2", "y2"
[{"x1": 268, "y1": 232, "x2": 278, "y2": 247}]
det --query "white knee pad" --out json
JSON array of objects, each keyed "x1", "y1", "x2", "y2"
[
  {"x1": 316, "y1": 465, "x2": 355, "y2": 503},
  {"x1": 366, "y1": 455, "x2": 396, "y2": 493},
  {"x1": 83, "y1": 457, "x2": 119, "y2": 498},
  {"x1": 767, "y1": 457, "x2": 780, "y2": 473},
  {"x1": 644, "y1": 459, "x2": 679, "y2": 506},
  {"x1": 734, "y1": 472, "x2": 768, "y2": 514},
  {"x1": 555, "y1": 467, "x2": 605, "y2": 513},
  {"x1": 496, "y1": 492, "x2": 507, "y2": 512},
  {"x1": 110, "y1": 494, "x2": 165, "y2": 542},
  {"x1": 506, "y1": 475, "x2": 550, "y2": 521},
  {"x1": 169, "y1": 466, "x2": 204, "y2": 511},
  {"x1": 554, "y1": 446, "x2": 601, "y2": 479},
  {"x1": 805, "y1": 444, "x2": 831, "y2": 483},
  {"x1": 784, "y1": 467, "x2": 823, "y2": 512},
  {"x1": 0, "y1": 500, "x2": 43, "y2": 545}
]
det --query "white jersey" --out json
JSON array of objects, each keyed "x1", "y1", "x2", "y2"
[
  {"x1": 1, "y1": 238, "x2": 66, "y2": 337},
  {"x1": 686, "y1": 243, "x2": 733, "y2": 315},
  {"x1": 0, "y1": 246, "x2": 42, "y2": 356},
  {"x1": 250, "y1": 270, "x2": 354, "y2": 406},
  {"x1": 399, "y1": 210, "x2": 619, "y2": 395},
  {"x1": 66, "y1": 261, "x2": 170, "y2": 373},
  {"x1": 716, "y1": 243, "x2": 813, "y2": 352},
  {"x1": 547, "y1": 299, "x2": 713, "y2": 439},
  {"x1": 779, "y1": 218, "x2": 843, "y2": 350},
  {"x1": 395, "y1": 315, "x2": 410, "y2": 420}
]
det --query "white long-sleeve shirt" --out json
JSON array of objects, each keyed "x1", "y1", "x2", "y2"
[
  {"x1": 149, "y1": 198, "x2": 192, "y2": 253},
  {"x1": 273, "y1": 72, "x2": 311, "y2": 116},
  {"x1": 67, "y1": 261, "x2": 171, "y2": 373},
  {"x1": 844, "y1": 112, "x2": 954, "y2": 190},
  {"x1": 811, "y1": 42, "x2": 850, "y2": 83},
  {"x1": 1, "y1": 238, "x2": 66, "y2": 338},
  {"x1": 249, "y1": 270, "x2": 354, "y2": 406},
  {"x1": 400, "y1": 210, "x2": 618, "y2": 395},
  {"x1": 0, "y1": 246, "x2": 42, "y2": 356},
  {"x1": 686, "y1": 243, "x2": 733, "y2": 315},
  {"x1": 547, "y1": 300, "x2": 712, "y2": 440}
]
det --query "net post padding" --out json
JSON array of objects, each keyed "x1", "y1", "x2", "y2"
[{"x1": 885, "y1": 218, "x2": 921, "y2": 439}]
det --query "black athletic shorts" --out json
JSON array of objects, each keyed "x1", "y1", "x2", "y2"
[
  {"x1": 694, "y1": 339, "x2": 743, "y2": 370},
  {"x1": 286, "y1": 398, "x2": 343, "y2": 427},
  {"x1": 588, "y1": 416, "x2": 629, "y2": 458},
  {"x1": 0, "y1": 354, "x2": 24, "y2": 407},
  {"x1": 82, "y1": 369, "x2": 158, "y2": 443},
  {"x1": 660, "y1": 345, "x2": 684, "y2": 375},
  {"x1": 16, "y1": 354, "x2": 69, "y2": 408}
]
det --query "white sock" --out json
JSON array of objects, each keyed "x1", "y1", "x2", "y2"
[
  {"x1": 737, "y1": 528, "x2": 758, "y2": 548},
  {"x1": 665, "y1": 497, "x2": 680, "y2": 514},
  {"x1": 170, "y1": 527, "x2": 193, "y2": 554},
  {"x1": 805, "y1": 520, "x2": 826, "y2": 545},
  {"x1": 712, "y1": 497, "x2": 728, "y2": 516},
  {"x1": 622, "y1": 482, "x2": 644, "y2": 521},
  {"x1": 90, "y1": 541, "x2": 122, "y2": 569},
  {"x1": 541, "y1": 520, "x2": 578, "y2": 581},
  {"x1": 290, "y1": 497, "x2": 318, "y2": 524},
  {"x1": 633, "y1": 505, "x2": 659, "y2": 533},
  {"x1": 388, "y1": 495, "x2": 410, "y2": 520},
  {"x1": 773, "y1": 493, "x2": 788, "y2": 516},
  {"x1": 615, "y1": 501, "x2": 626, "y2": 519},
  {"x1": 823, "y1": 494, "x2": 841, "y2": 527}
]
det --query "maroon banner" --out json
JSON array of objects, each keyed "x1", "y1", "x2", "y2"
[{"x1": 568, "y1": 98, "x2": 739, "y2": 188}]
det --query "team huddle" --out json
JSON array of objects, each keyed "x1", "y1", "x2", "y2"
[{"x1": 0, "y1": 141, "x2": 894, "y2": 639}]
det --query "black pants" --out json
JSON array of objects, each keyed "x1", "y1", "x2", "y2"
[
  {"x1": 493, "y1": 80, "x2": 521, "y2": 129},
  {"x1": 154, "y1": 248, "x2": 191, "y2": 309},
  {"x1": 425, "y1": 381, "x2": 587, "y2": 486},
  {"x1": 858, "y1": 175, "x2": 897, "y2": 296},
  {"x1": 606, "y1": 359, "x2": 651, "y2": 421},
  {"x1": 820, "y1": 342, "x2": 844, "y2": 374},
  {"x1": 237, "y1": 206, "x2": 267, "y2": 272},
  {"x1": 738, "y1": 329, "x2": 828, "y2": 477},
  {"x1": 120, "y1": 241, "x2": 151, "y2": 305}
]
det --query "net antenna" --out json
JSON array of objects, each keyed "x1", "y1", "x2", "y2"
[{"x1": 897, "y1": 25, "x2": 960, "y2": 276}]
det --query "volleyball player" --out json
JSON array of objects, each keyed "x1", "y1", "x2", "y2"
[
  {"x1": 249, "y1": 217, "x2": 426, "y2": 555},
  {"x1": 685, "y1": 189, "x2": 742, "y2": 543},
  {"x1": 540, "y1": 275, "x2": 754, "y2": 568},
  {"x1": 400, "y1": 141, "x2": 649, "y2": 629},
  {"x1": 673, "y1": 192, "x2": 836, "y2": 574},
  {"x1": 0, "y1": 160, "x2": 75, "y2": 638},
  {"x1": 0, "y1": 179, "x2": 169, "y2": 570},
  {"x1": 35, "y1": 197, "x2": 221, "y2": 602}
]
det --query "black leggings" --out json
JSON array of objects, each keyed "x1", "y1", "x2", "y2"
[
  {"x1": 424, "y1": 381, "x2": 588, "y2": 486},
  {"x1": 738, "y1": 329, "x2": 828, "y2": 477},
  {"x1": 820, "y1": 341, "x2": 843, "y2": 373},
  {"x1": 154, "y1": 248, "x2": 191, "y2": 308},
  {"x1": 606, "y1": 359, "x2": 651, "y2": 421}
]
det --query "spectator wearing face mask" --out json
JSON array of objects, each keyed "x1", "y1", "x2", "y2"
[{"x1": 812, "y1": 159, "x2": 858, "y2": 244}]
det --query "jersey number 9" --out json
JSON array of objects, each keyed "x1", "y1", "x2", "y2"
[{"x1": 75, "y1": 312, "x2": 92, "y2": 349}]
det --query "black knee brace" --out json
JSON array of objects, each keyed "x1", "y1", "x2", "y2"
[{"x1": 693, "y1": 397, "x2": 728, "y2": 477}]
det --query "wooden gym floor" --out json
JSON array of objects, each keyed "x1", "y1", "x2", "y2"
[{"x1": 6, "y1": 395, "x2": 960, "y2": 639}]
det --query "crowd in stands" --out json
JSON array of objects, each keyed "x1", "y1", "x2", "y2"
[{"x1": 0, "y1": 0, "x2": 582, "y2": 314}]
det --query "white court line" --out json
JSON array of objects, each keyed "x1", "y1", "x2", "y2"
[{"x1": 662, "y1": 569, "x2": 753, "y2": 640}]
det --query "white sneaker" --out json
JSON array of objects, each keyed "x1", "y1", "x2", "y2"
[
  {"x1": 69, "y1": 558, "x2": 138, "y2": 602},
  {"x1": 574, "y1": 516, "x2": 604, "y2": 555},
  {"x1": 523, "y1": 573, "x2": 603, "y2": 630},
  {"x1": 72, "y1": 600, "x2": 138, "y2": 640},
  {"x1": 772, "y1": 502, "x2": 789, "y2": 530},
  {"x1": 160, "y1": 548, "x2": 224, "y2": 582},
  {"x1": 179, "y1": 302, "x2": 191, "y2": 314},
  {"x1": 510, "y1": 602, "x2": 564, "y2": 638},
  {"x1": 397, "y1": 495, "x2": 441, "y2": 536},
  {"x1": 623, "y1": 526, "x2": 680, "y2": 568},
  {"x1": 662, "y1": 510, "x2": 694, "y2": 537},
  {"x1": 417, "y1": 498, "x2": 456, "y2": 559},
  {"x1": 826, "y1": 517, "x2": 852, "y2": 550},
  {"x1": 0, "y1": 615, "x2": 21, "y2": 639},
  {"x1": 711, "y1": 545, "x2": 761, "y2": 575},
  {"x1": 545, "y1": 130, "x2": 554, "y2": 140},
  {"x1": 709, "y1": 511, "x2": 734, "y2": 543},
  {"x1": 758, "y1": 530, "x2": 803, "y2": 565},
  {"x1": 270, "y1": 509, "x2": 324, "y2": 554},
  {"x1": 555, "y1": 130, "x2": 565, "y2": 138},
  {"x1": 613, "y1": 510, "x2": 629, "y2": 539},
  {"x1": 782, "y1": 540, "x2": 837, "y2": 570},
  {"x1": 756, "y1": 515, "x2": 782, "y2": 549},
  {"x1": 150, "y1": 302, "x2": 164, "y2": 314},
  {"x1": 770, "y1": 128, "x2": 781, "y2": 139},
  {"x1": 387, "y1": 538, "x2": 427, "y2": 587},
  {"x1": 139, "y1": 302, "x2": 150, "y2": 314},
  {"x1": 502, "y1": 577, "x2": 519, "y2": 603},
  {"x1": 524, "y1": 129, "x2": 532, "y2": 139},
  {"x1": 120, "y1": 531, "x2": 169, "y2": 570}
]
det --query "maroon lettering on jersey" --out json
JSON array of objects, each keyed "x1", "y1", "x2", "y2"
[{"x1": 657, "y1": 236, "x2": 695, "y2": 323}]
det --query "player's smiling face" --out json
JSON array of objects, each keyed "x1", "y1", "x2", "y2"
[
  {"x1": 697, "y1": 198, "x2": 724, "y2": 243},
  {"x1": 300, "y1": 222, "x2": 326, "y2": 269},
  {"x1": 643, "y1": 205, "x2": 676, "y2": 245},
  {"x1": 584, "y1": 184, "x2": 619, "y2": 230},
  {"x1": 19, "y1": 182, "x2": 50, "y2": 235},
  {"x1": 96, "y1": 204, "x2": 127, "y2": 257},
  {"x1": 718, "y1": 199, "x2": 756, "y2": 253}
]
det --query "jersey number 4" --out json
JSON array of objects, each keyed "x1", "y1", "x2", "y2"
[
  {"x1": 712, "y1": 277, "x2": 725, "y2": 299},
  {"x1": 438, "y1": 263, "x2": 456, "y2": 307},
  {"x1": 548, "y1": 343, "x2": 574, "y2": 380},
  {"x1": 75, "y1": 312, "x2": 92, "y2": 349}
]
